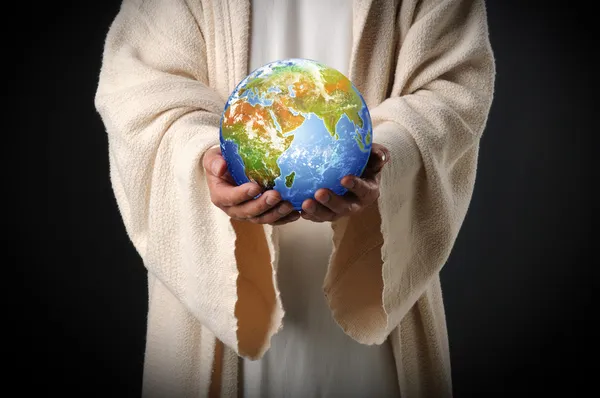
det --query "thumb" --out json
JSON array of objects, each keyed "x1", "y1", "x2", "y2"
[
  {"x1": 202, "y1": 147, "x2": 227, "y2": 177},
  {"x1": 365, "y1": 144, "x2": 390, "y2": 174}
]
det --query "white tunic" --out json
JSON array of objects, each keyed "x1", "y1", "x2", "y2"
[{"x1": 243, "y1": 1, "x2": 401, "y2": 397}]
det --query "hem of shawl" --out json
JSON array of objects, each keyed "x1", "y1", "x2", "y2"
[
  {"x1": 241, "y1": 224, "x2": 284, "y2": 361},
  {"x1": 325, "y1": 120, "x2": 422, "y2": 345},
  {"x1": 374, "y1": 120, "x2": 422, "y2": 333},
  {"x1": 179, "y1": 128, "x2": 241, "y2": 353}
]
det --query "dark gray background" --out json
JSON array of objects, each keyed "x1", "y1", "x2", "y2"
[{"x1": 6, "y1": 0, "x2": 593, "y2": 396}]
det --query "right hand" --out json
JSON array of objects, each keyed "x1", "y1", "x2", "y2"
[{"x1": 202, "y1": 146, "x2": 300, "y2": 226}]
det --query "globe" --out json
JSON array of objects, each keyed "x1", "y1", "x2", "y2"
[{"x1": 219, "y1": 58, "x2": 373, "y2": 210}]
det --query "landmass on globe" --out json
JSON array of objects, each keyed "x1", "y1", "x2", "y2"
[{"x1": 220, "y1": 58, "x2": 373, "y2": 209}]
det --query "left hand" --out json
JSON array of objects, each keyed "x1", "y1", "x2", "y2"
[{"x1": 301, "y1": 143, "x2": 390, "y2": 222}]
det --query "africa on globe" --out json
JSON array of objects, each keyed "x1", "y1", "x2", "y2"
[{"x1": 219, "y1": 58, "x2": 373, "y2": 210}]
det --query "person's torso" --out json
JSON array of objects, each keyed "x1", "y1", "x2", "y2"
[
  {"x1": 242, "y1": 1, "x2": 400, "y2": 396},
  {"x1": 248, "y1": 0, "x2": 354, "y2": 75}
]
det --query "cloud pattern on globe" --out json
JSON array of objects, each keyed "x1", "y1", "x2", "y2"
[{"x1": 220, "y1": 58, "x2": 373, "y2": 210}]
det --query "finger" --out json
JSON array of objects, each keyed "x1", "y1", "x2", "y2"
[
  {"x1": 364, "y1": 144, "x2": 390, "y2": 176},
  {"x1": 248, "y1": 201, "x2": 295, "y2": 224},
  {"x1": 369, "y1": 143, "x2": 389, "y2": 167},
  {"x1": 313, "y1": 188, "x2": 357, "y2": 215},
  {"x1": 300, "y1": 209, "x2": 330, "y2": 223},
  {"x1": 227, "y1": 190, "x2": 282, "y2": 219},
  {"x1": 301, "y1": 198, "x2": 337, "y2": 222},
  {"x1": 203, "y1": 148, "x2": 267, "y2": 202},
  {"x1": 204, "y1": 152, "x2": 234, "y2": 188},
  {"x1": 300, "y1": 211, "x2": 323, "y2": 222},
  {"x1": 270, "y1": 210, "x2": 301, "y2": 226},
  {"x1": 203, "y1": 147, "x2": 228, "y2": 178},
  {"x1": 210, "y1": 180, "x2": 263, "y2": 207},
  {"x1": 341, "y1": 175, "x2": 379, "y2": 204}
]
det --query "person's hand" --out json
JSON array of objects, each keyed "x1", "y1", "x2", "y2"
[
  {"x1": 300, "y1": 143, "x2": 390, "y2": 222},
  {"x1": 203, "y1": 147, "x2": 300, "y2": 226}
]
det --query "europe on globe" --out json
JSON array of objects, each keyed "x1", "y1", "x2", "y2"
[{"x1": 219, "y1": 58, "x2": 373, "y2": 210}]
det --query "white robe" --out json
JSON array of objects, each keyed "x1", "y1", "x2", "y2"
[
  {"x1": 242, "y1": 1, "x2": 400, "y2": 396},
  {"x1": 94, "y1": 0, "x2": 496, "y2": 396}
]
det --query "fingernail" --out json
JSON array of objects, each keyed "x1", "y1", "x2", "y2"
[
  {"x1": 266, "y1": 193, "x2": 279, "y2": 206},
  {"x1": 317, "y1": 192, "x2": 330, "y2": 203},
  {"x1": 380, "y1": 151, "x2": 387, "y2": 162},
  {"x1": 305, "y1": 203, "x2": 316, "y2": 214},
  {"x1": 211, "y1": 159, "x2": 221, "y2": 176},
  {"x1": 343, "y1": 178, "x2": 356, "y2": 189}
]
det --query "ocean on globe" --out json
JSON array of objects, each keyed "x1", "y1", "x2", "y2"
[{"x1": 219, "y1": 58, "x2": 373, "y2": 210}]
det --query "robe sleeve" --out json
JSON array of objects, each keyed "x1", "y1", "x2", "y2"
[
  {"x1": 94, "y1": 0, "x2": 283, "y2": 359},
  {"x1": 324, "y1": 0, "x2": 496, "y2": 344}
]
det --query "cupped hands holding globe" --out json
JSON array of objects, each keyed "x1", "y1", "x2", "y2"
[
  {"x1": 202, "y1": 143, "x2": 389, "y2": 225},
  {"x1": 206, "y1": 58, "x2": 388, "y2": 225},
  {"x1": 300, "y1": 143, "x2": 389, "y2": 223}
]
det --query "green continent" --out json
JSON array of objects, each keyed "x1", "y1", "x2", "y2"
[
  {"x1": 222, "y1": 122, "x2": 292, "y2": 188},
  {"x1": 353, "y1": 126, "x2": 372, "y2": 152},
  {"x1": 238, "y1": 62, "x2": 365, "y2": 139},
  {"x1": 285, "y1": 171, "x2": 295, "y2": 188}
]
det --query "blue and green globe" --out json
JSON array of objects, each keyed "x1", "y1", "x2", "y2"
[{"x1": 219, "y1": 58, "x2": 373, "y2": 210}]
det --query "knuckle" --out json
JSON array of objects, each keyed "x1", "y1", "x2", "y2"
[
  {"x1": 248, "y1": 206, "x2": 266, "y2": 220},
  {"x1": 266, "y1": 214, "x2": 279, "y2": 224},
  {"x1": 364, "y1": 184, "x2": 375, "y2": 198},
  {"x1": 251, "y1": 211, "x2": 268, "y2": 223},
  {"x1": 260, "y1": 200, "x2": 273, "y2": 213},
  {"x1": 241, "y1": 211, "x2": 252, "y2": 220},
  {"x1": 310, "y1": 211, "x2": 323, "y2": 221},
  {"x1": 271, "y1": 212, "x2": 285, "y2": 223},
  {"x1": 223, "y1": 194, "x2": 236, "y2": 207},
  {"x1": 250, "y1": 208, "x2": 265, "y2": 220}
]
